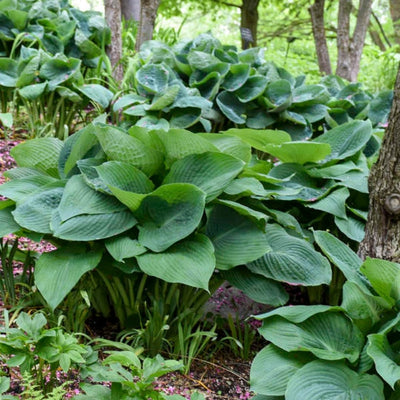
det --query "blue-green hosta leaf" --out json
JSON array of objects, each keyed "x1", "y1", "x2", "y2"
[
  {"x1": 368, "y1": 90, "x2": 393, "y2": 126},
  {"x1": 11, "y1": 138, "x2": 64, "y2": 178},
  {"x1": 169, "y1": 107, "x2": 202, "y2": 129},
  {"x1": 136, "y1": 234, "x2": 215, "y2": 290},
  {"x1": 222, "y1": 266, "x2": 288, "y2": 306},
  {"x1": 113, "y1": 94, "x2": 147, "y2": 112},
  {"x1": 221, "y1": 63, "x2": 250, "y2": 92},
  {"x1": 223, "y1": 177, "x2": 268, "y2": 197},
  {"x1": 39, "y1": 57, "x2": 81, "y2": 91},
  {"x1": 335, "y1": 215, "x2": 365, "y2": 242},
  {"x1": 314, "y1": 230, "x2": 370, "y2": 292},
  {"x1": 293, "y1": 104, "x2": 328, "y2": 123},
  {"x1": 135, "y1": 64, "x2": 169, "y2": 94},
  {"x1": 292, "y1": 84, "x2": 330, "y2": 106},
  {"x1": 0, "y1": 112, "x2": 12, "y2": 128},
  {"x1": 259, "y1": 311, "x2": 364, "y2": 362},
  {"x1": 18, "y1": 82, "x2": 48, "y2": 100},
  {"x1": 285, "y1": 361, "x2": 384, "y2": 400},
  {"x1": 56, "y1": 86, "x2": 82, "y2": 102},
  {"x1": 0, "y1": 58, "x2": 17, "y2": 87},
  {"x1": 51, "y1": 209, "x2": 137, "y2": 241},
  {"x1": 105, "y1": 236, "x2": 146, "y2": 262},
  {"x1": 250, "y1": 344, "x2": 312, "y2": 396},
  {"x1": 169, "y1": 96, "x2": 213, "y2": 110},
  {"x1": 12, "y1": 186, "x2": 64, "y2": 233},
  {"x1": 35, "y1": 246, "x2": 102, "y2": 310},
  {"x1": 0, "y1": 206, "x2": 21, "y2": 236},
  {"x1": 361, "y1": 258, "x2": 400, "y2": 305},
  {"x1": 246, "y1": 110, "x2": 276, "y2": 129},
  {"x1": 76, "y1": 84, "x2": 113, "y2": 108},
  {"x1": 137, "y1": 183, "x2": 206, "y2": 252},
  {"x1": 155, "y1": 128, "x2": 218, "y2": 168},
  {"x1": 367, "y1": 334, "x2": 400, "y2": 389},
  {"x1": 235, "y1": 75, "x2": 268, "y2": 102},
  {"x1": 248, "y1": 224, "x2": 331, "y2": 286},
  {"x1": 0, "y1": 175, "x2": 57, "y2": 203},
  {"x1": 190, "y1": 71, "x2": 221, "y2": 100},
  {"x1": 221, "y1": 128, "x2": 290, "y2": 150},
  {"x1": 206, "y1": 204, "x2": 269, "y2": 270},
  {"x1": 306, "y1": 161, "x2": 361, "y2": 178},
  {"x1": 148, "y1": 84, "x2": 180, "y2": 110},
  {"x1": 77, "y1": 158, "x2": 109, "y2": 193},
  {"x1": 163, "y1": 152, "x2": 244, "y2": 202},
  {"x1": 264, "y1": 142, "x2": 331, "y2": 164},
  {"x1": 136, "y1": 115, "x2": 170, "y2": 131},
  {"x1": 216, "y1": 91, "x2": 246, "y2": 124},
  {"x1": 198, "y1": 133, "x2": 252, "y2": 163},
  {"x1": 306, "y1": 187, "x2": 350, "y2": 218},
  {"x1": 58, "y1": 175, "x2": 126, "y2": 222},
  {"x1": 263, "y1": 80, "x2": 292, "y2": 112},
  {"x1": 95, "y1": 124, "x2": 163, "y2": 176},
  {"x1": 313, "y1": 120, "x2": 372, "y2": 161}
]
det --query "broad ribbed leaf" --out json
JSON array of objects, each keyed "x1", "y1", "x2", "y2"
[
  {"x1": 264, "y1": 142, "x2": 331, "y2": 164},
  {"x1": 367, "y1": 334, "x2": 400, "y2": 389},
  {"x1": 222, "y1": 266, "x2": 288, "y2": 306},
  {"x1": 163, "y1": 152, "x2": 244, "y2": 202},
  {"x1": 221, "y1": 63, "x2": 250, "y2": 91},
  {"x1": 248, "y1": 224, "x2": 331, "y2": 286},
  {"x1": 221, "y1": 128, "x2": 290, "y2": 150},
  {"x1": 39, "y1": 57, "x2": 80, "y2": 90},
  {"x1": 148, "y1": 85, "x2": 180, "y2": 110},
  {"x1": 292, "y1": 84, "x2": 330, "y2": 105},
  {"x1": 335, "y1": 215, "x2": 365, "y2": 242},
  {"x1": 77, "y1": 84, "x2": 113, "y2": 108},
  {"x1": 95, "y1": 124, "x2": 163, "y2": 176},
  {"x1": 223, "y1": 177, "x2": 268, "y2": 197},
  {"x1": 314, "y1": 230, "x2": 369, "y2": 292},
  {"x1": 264, "y1": 80, "x2": 292, "y2": 112},
  {"x1": 0, "y1": 58, "x2": 17, "y2": 87},
  {"x1": 0, "y1": 206, "x2": 21, "y2": 236},
  {"x1": 314, "y1": 120, "x2": 372, "y2": 161},
  {"x1": 206, "y1": 204, "x2": 269, "y2": 270},
  {"x1": 169, "y1": 107, "x2": 201, "y2": 128},
  {"x1": 58, "y1": 175, "x2": 126, "y2": 221},
  {"x1": 12, "y1": 186, "x2": 64, "y2": 233},
  {"x1": 136, "y1": 115, "x2": 170, "y2": 131},
  {"x1": 35, "y1": 246, "x2": 102, "y2": 310},
  {"x1": 52, "y1": 210, "x2": 137, "y2": 241},
  {"x1": 216, "y1": 91, "x2": 246, "y2": 124},
  {"x1": 235, "y1": 75, "x2": 268, "y2": 102},
  {"x1": 259, "y1": 312, "x2": 364, "y2": 362},
  {"x1": 307, "y1": 187, "x2": 350, "y2": 218},
  {"x1": 191, "y1": 71, "x2": 221, "y2": 100},
  {"x1": 18, "y1": 82, "x2": 47, "y2": 100},
  {"x1": 105, "y1": 235, "x2": 146, "y2": 262},
  {"x1": 250, "y1": 345, "x2": 311, "y2": 396},
  {"x1": 136, "y1": 234, "x2": 215, "y2": 290},
  {"x1": 155, "y1": 128, "x2": 218, "y2": 168},
  {"x1": 11, "y1": 138, "x2": 64, "y2": 178},
  {"x1": 136, "y1": 64, "x2": 169, "y2": 94},
  {"x1": 137, "y1": 183, "x2": 206, "y2": 252},
  {"x1": 285, "y1": 361, "x2": 384, "y2": 400}
]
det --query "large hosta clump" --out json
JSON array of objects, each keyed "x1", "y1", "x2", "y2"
[
  {"x1": 0, "y1": 120, "x2": 373, "y2": 312},
  {"x1": 114, "y1": 33, "x2": 392, "y2": 137},
  {"x1": 0, "y1": 0, "x2": 110, "y2": 66}
]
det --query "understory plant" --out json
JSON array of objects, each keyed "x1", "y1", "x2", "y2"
[{"x1": 250, "y1": 232, "x2": 400, "y2": 399}]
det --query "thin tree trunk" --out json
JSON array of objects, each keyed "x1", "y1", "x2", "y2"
[
  {"x1": 336, "y1": 0, "x2": 352, "y2": 80},
  {"x1": 358, "y1": 65, "x2": 400, "y2": 261},
  {"x1": 309, "y1": 0, "x2": 332, "y2": 75},
  {"x1": 135, "y1": 0, "x2": 161, "y2": 51},
  {"x1": 390, "y1": 0, "x2": 400, "y2": 46},
  {"x1": 240, "y1": 0, "x2": 260, "y2": 49},
  {"x1": 121, "y1": 0, "x2": 141, "y2": 21},
  {"x1": 369, "y1": 28, "x2": 386, "y2": 52},
  {"x1": 104, "y1": 0, "x2": 124, "y2": 81}
]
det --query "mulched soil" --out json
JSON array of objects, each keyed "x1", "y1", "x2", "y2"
[{"x1": 0, "y1": 133, "x2": 255, "y2": 399}]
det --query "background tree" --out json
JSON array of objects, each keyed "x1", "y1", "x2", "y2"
[
  {"x1": 390, "y1": 0, "x2": 400, "y2": 45},
  {"x1": 135, "y1": 0, "x2": 161, "y2": 51}
]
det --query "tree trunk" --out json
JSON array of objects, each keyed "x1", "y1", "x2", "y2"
[
  {"x1": 121, "y1": 0, "x2": 141, "y2": 21},
  {"x1": 240, "y1": 0, "x2": 260, "y2": 49},
  {"x1": 309, "y1": 0, "x2": 332, "y2": 75},
  {"x1": 358, "y1": 65, "x2": 400, "y2": 261},
  {"x1": 369, "y1": 28, "x2": 386, "y2": 52},
  {"x1": 336, "y1": 0, "x2": 372, "y2": 82},
  {"x1": 135, "y1": 0, "x2": 161, "y2": 52},
  {"x1": 104, "y1": 0, "x2": 124, "y2": 81},
  {"x1": 390, "y1": 0, "x2": 400, "y2": 46}
]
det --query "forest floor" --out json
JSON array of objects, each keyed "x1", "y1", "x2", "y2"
[{"x1": 0, "y1": 134, "x2": 255, "y2": 399}]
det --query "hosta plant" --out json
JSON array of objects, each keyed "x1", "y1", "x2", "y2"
[
  {"x1": 250, "y1": 232, "x2": 400, "y2": 400},
  {"x1": 114, "y1": 33, "x2": 392, "y2": 137}
]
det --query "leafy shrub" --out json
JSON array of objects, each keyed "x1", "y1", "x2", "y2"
[
  {"x1": 114, "y1": 33, "x2": 392, "y2": 136},
  {"x1": 250, "y1": 232, "x2": 400, "y2": 399},
  {"x1": 0, "y1": 0, "x2": 110, "y2": 67}
]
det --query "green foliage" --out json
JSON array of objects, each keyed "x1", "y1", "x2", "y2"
[
  {"x1": 250, "y1": 234, "x2": 400, "y2": 398},
  {"x1": 115, "y1": 33, "x2": 391, "y2": 137}
]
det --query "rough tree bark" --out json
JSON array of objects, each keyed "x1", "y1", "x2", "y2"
[
  {"x1": 336, "y1": 0, "x2": 373, "y2": 82},
  {"x1": 104, "y1": 0, "x2": 124, "y2": 81},
  {"x1": 390, "y1": 0, "x2": 400, "y2": 46},
  {"x1": 135, "y1": 0, "x2": 161, "y2": 51},
  {"x1": 240, "y1": 0, "x2": 260, "y2": 49},
  {"x1": 121, "y1": 0, "x2": 141, "y2": 21},
  {"x1": 358, "y1": 66, "x2": 400, "y2": 261},
  {"x1": 309, "y1": 0, "x2": 332, "y2": 75}
]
